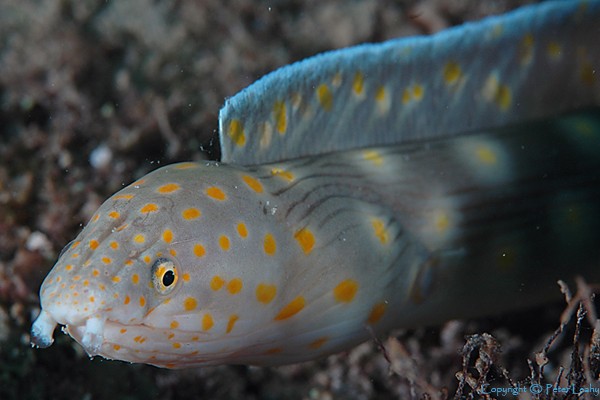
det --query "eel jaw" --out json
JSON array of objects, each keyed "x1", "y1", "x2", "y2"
[
  {"x1": 30, "y1": 310, "x2": 58, "y2": 348},
  {"x1": 65, "y1": 317, "x2": 107, "y2": 356}
]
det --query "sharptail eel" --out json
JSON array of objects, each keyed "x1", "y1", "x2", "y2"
[{"x1": 31, "y1": 1, "x2": 600, "y2": 368}]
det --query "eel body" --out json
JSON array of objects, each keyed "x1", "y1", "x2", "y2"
[{"x1": 31, "y1": 1, "x2": 600, "y2": 368}]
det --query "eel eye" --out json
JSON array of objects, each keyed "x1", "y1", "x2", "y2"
[{"x1": 152, "y1": 258, "x2": 178, "y2": 294}]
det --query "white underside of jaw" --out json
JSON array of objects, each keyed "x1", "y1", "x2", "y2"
[{"x1": 66, "y1": 316, "x2": 107, "y2": 356}]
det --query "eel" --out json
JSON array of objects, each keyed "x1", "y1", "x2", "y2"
[{"x1": 31, "y1": 0, "x2": 600, "y2": 368}]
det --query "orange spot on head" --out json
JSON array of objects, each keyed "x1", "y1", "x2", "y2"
[
  {"x1": 226, "y1": 314, "x2": 239, "y2": 334},
  {"x1": 193, "y1": 244, "x2": 205, "y2": 257},
  {"x1": 172, "y1": 342, "x2": 181, "y2": 349},
  {"x1": 202, "y1": 313, "x2": 214, "y2": 331},
  {"x1": 92, "y1": 269, "x2": 100, "y2": 277},
  {"x1": 170, "y1": 321, "x2": 179, "y2": 329},
  {"x1": 263, "y1": 233, "x2": 276, "y2": 255},
  {"x1": 242, "y1": 175, "x2": 263, "y2": 193},
  {"x1": 111, "y1": 276, "x2": 121, "y2": 283},
  {"x1": 109, "y1": 241, "x2": 119, "y2": 250},
  {"x1": 206, "y1": 186, "x2": 227, "y2": 201},
  {"x1": 139, "y1": 296, "x2": 146, "y2": 307},
  {"x1": 236, "y1": 222, "x2": 248, "y2": 238},
  {"x1": 133, "y1": 234, "x2": 146, "y2": 244},
  {"x1": 124, "y1": 295, "x2": 130, "y2": 305},
  {"x1": 367, "y1": 302, "x2": 387, "y2": 324},
  {"x1": 162, "y1": 229, "x2": 173, "y2": 243},
  {"x1": 183, "y1": 297, "x2": 197, "y2": 311},
  {"x1": 157, "y1": 183, "x2": 181, "y2": 194},
  {"x1": 89, "y1": 240, "x2": 99, "y2": 250},
  {"x1": 108, "y1": 211, "x2": 120, "y2": 219},
  {"x1": 182, "y1": 273, "x2": 190, "y2": 282},
  {"x1": 308, "y1": 337, "x2": 328, "y2": 350},
  {"x1": 256, "y1": 283, "x2": 277, "y2": 304},
  {"x1": 219, "y1": 235, "x2": 230, "y2": 251},
  {"x1": 294, "y1": 228, "x2": 315, "y2": 254},
  {"x1": 113, "y1": 193, "x2": 134, "y2": 200},
  {"x1": 274, "y1": 296, "x2": 305, "y2": 321},
  {"x1": 227, "y1": 278, "x2": 243, "y2": 294},
  {"x1": 65, "y1": 264, "x2": 73, "y2": 271},
  {"x1": 182, "y1": 208, "x2": 201, "y2": 220},
  {"x1": 210, "y1": 275, "x2": 225, "y2": 291},
  {"x1": 102, "y1": 257, "x2": 112, "y2": 265},
  {"x1": 333, "y1": 279, "x2": 359, "y2": 303},
  {"x1": 140, "y1": 203, "x2": 159, "y2": 214}
]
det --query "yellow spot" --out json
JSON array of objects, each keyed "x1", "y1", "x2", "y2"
[
  {"x1": 363, "y1": 150, "x2": 383, "y2": 166},
  {"x1": 109, "y1": 241, "x2": 119, "y2": 250},
  {"x1": 132, "y1": 179, "x2": 145, "y2": 186},
  {"x1": 210, "y1": 275, "x2": 225, "y2": 291},
  {"x1": 546, "y1": 41, "x2": 562, "y2": 60},
  {"x1": 294, "y1": 228, "x2": 315, "y2": 254},
  {"x1": 183, "y1": 297, "x2": 197, "y2": 311},
  {"x1": 236, "y1": 222, "x2": 248, "y2": 238},
  {"x1": 271, "y1": 168, "x2": 294, "y2": 181},
  {"x1": 308, "y1": 337, "x2": 328, "y2": 350},
  {"x1": 443, "y1": 61, "x2": 462, "y2": 84},
  {"x1": 132, "y1": 274, "x2": 139, "y2": 285},
  {"x1": 434, "y1": 211, "x2": 450, "y2": 233},
  {"x1": 89, "y1": 240, "x2": 99, "y2": 250},
  {"x1": 581, "y1": 61, "x2": 596, "y2": 86},
  {"x1": 182, "y1": 208, "x2": 201, "y2": 220},
  {"x1": 92, "y1": 214, "x2": 100, "y2": 222},
  {"x1": 162, "y1": 229, "x2": 173, "y2": 243},
  {"x1": 274, "y1": 296, "x2": 305, "y2": 321},
  {"x1": 412, "y1": 84, "x2": 424, "y2": 101},
  {"x1": 256, "y1": 283, "x2": 277, "y2": 304},
  {"x1": 371, "y1": 218, "x2": 389, "y2": 245},
  {"x1": 242, "y1": 175, "x2": 263, "y2": 193},
  {"x1": 263, "y1": 233, "x2": 276, "y2": 255},
  {"x1": 169, "y1": 249, "x2": 177, "y2": 257},
  {"x1": 108, "y1": 211, "x2": 120, "y2": 219},
  {"x1": 219, "y1": 235, "x2": 230, "y2": 251},
  {"x1": 113, "y1": 344, "x2": 121, "y2": 351},
  {"x1": 133, "y1": 234, "x2": 145, "y2": 244},
  {"x1": 65, "y1": 264, "x2": 73, "y2": 271},
  {"x1": 228, "y1": 119, "x2": 246, "y2": 147},
  {"x1": 226, "y1": 314, "x2": 239, "y2": 334},
  {"x1": 173, "y1": 163, "x2": 198, "y2": 170},
  {"x1": 333, "y1": 279, "x2": 358, "y2": 303},
  {"x1": 273, "y1": 100, "x2": 287, "y2": 134},
  {"x1": 182, "y1": 273, "x2": 190, "y2": 282},
  {"x1": 111, "y1": 276, "x2": 120, "y2": 283},
  {"x1": 316, "y1": 83, "x2": 333, "y2": 111},
  {"x1": 206, "y1": 186, "x2": 226, "y2": 201},
  {"x1": 193, "y1": 243, "x2": 205, "y2": 257},
  {"x1": 157, "y1": 183, "x2": 180, "y2": 194},
  {"x1": 102, "y1": 257, "x2": 112, "y2": 265},
  {"x1": 120, "y1": 328, "x2": 127, "y2": 334},
  {"x1": 352, "y1": 72, "x2": 364, "y2": 96},
  {"x1": 89, "y1": 296, "x2": 95, "y2": 303},
  {"x1": 71, "y1": 241, "x2": 81, "y2": 249},
  {"x1": 172, "y1": 343, "x2": 181, "y2": 349},
  {"x1": 92, "y1": 269, "x2": 100, "y2": 277},
  {"x1": 113, "y1": 193, "x2": 134, "y2": 200},
  {"x1": 401, "y1": 88, "x2": 412, "y2": 104},
  {"x1": 374, "y1": 85, "x2": 390, "y2": 114},
  {"x1": 202, "y1": 313, "x2": 214, "y2": 331},
  {"x1": 98, "y1": 283, "x2": 105, "y2": 291},
  {"x1": 139, "y1": 296, "x2": 146, "y2": 307},
  {"x1": 170, "y1": 321, "x2": 179, "y2": 329},
  {"x1": 227, "y1": 278, "x2": 243, "y2": 294},
  {"x1": 115, "y1": 223, "x2": 128, "y2": 232},
  {"x1": 519, "y1": 33, "x2": 534, "y2": 65},
  {"x1": 367, "y1": 302, "x2": 387, "y2": 324},
  {"x1": 331, "y1": 72, "x2": 342, "y2": 87},
  {"x1": 475, "y1": 145, "x2": 497, "y2": 165},
  {"x1": 140, "y1": 203, "x2": 159, "y2": 214},
  {"x1": 482, "y1": 75, "x2": 512, "y2": 111}
]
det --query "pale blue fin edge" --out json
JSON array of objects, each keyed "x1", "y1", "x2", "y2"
[{"x1": 219, "y1": 0, "x2": 600, "y2": 165}]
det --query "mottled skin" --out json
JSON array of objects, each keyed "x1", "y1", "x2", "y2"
[
  {"x1": 32, "y1": 111, "x2": 600, "y2": 367},
  {"x1": 31, "y1": 0, "x2": 600, "y2": 368}
]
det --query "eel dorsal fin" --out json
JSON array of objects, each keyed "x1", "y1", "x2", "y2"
[{"x1": 219, "y1": 0, "x2": 600, "y2": 166}]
